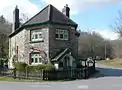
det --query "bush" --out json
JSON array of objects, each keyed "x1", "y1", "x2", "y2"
[
  {"x1": 27, "y1": 64, "x2": 47, "y2": 72},
  {"x1": 0, "y1": 58, "x2": 8, "y2": 66},
  {"x1": 26, "y1": 66, "x2": 35, "y2": 72},
  {"x1": 27, "y1": 63, "x2": 55, "y2": 71},
  {"x1": 36, "y1": 64, "x2": 47, "y2": 70},
  {"x1": 14, "y1": 62, "x2": 28, "y2": 72},
  {"x1": 14, "y1": 62, "x2": 55, "y2": 72},
  {"x1": 45, "y1": 63, "x2": 55, "y2": 70}
]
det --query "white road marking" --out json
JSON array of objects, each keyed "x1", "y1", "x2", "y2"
[{"x1": 78, "y1": 85, "x2": 89, "y2": 89}]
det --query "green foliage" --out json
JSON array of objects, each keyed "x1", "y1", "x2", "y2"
[
  {"x1": 45, "y1": 63, "x2": 55, "y2": 70},
  {"x1": 27, "y1": 64, "x2": 47, "y2": 72},
  {"x1": 0, "y1": 58, "x2": 8, "y2": 66},
  {"x1": 36, "y1": 64, "x2": 47, "y2": 70},
  {"x1": 27, "y1": 63, "x2": 54, "y2": 71},
  {"x1": 14, "y1": 62, "x2": 55, "y2": 73},
  {"x1": 0, "y1": 15, "x2": 12, "y2": 58},
  {"x1": 0, "y1": 59, "x2": 4, "y2": 66},
  {"x1": 14, "y1": 62, "x2": 28, "y2": 72}
]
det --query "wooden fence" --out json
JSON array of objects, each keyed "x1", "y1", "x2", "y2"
[
  {"x1": 0, "y1": 59, "x2": 96, "y2": 80},
  {"x1": 0, "y1": 66, "x2": 95, "y2": 80}
]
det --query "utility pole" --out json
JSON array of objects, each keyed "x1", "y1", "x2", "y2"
[{"x1": 105, "y1": 44, "x2": 107, "y2": 60}]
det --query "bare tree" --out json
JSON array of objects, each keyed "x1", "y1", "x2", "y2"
[
  {"x1": 110, "y1": 11, "x2": 122, "y2": 58},
  {"x1": 19, "y1": 13, "x2": 29, "y2": 25},
  {"x1": 78, "y1": 31, "x2": 113, "y2": 59},
  {"x1": 0, "y1": 15, "x2": 12, "y2": 35},
  {"x1": 112, "y1": 11, "x2": 122, "y2": 37},
  {"x1": 110, "y1": 40, "x2": 122, "y2": 58}
]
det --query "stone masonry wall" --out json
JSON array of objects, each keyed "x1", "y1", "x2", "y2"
[
  {"x1": 24, "y1": 25, "x2": 49, "y2": 64},
  {"x1": 9, "y1": 24, "x2": 78, "y2": 67},
  {"x1": 9, "y1": 29, "x2": 26, "y2": 64},
  {"x1": 9, "y1": 25, "x2": 49, "y2": 65},
  {"x1": 49, "y1": 24, "x2": 78, "y2": 59}
]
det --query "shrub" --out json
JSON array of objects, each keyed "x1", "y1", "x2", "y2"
[
  {"x1": 36, "y1": 64, "x2": 47, "y2": 70},
  {"x1": 27, "y1": 64, "x2": 47, "y2": 72},
  {"x1": 14, "y1": 62, "x2": 28, "y2": 72},
  {"x1": 26, "y1": 66, "x2": 35, "y2": 72},
  {"x1": 0, "y1": 58, "x2": 8, "y2": 66},
  {"x1": 14, "y1": 62, "x2": 55, "y2": 73},
  {"x1": 27, "y1": 63, "x2": 54, "y2": 71},
  {"x1": 45, "y1": 63, "x2": 55, "y2": 70}
]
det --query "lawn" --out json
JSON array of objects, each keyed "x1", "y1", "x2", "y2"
[{"x1": 98, "y1": 58, "x2": 122, "y2": 68}]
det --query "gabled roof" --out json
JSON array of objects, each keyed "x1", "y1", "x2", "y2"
[
  {"x1": 9, "y1": 4, "x2": 78, "y2": 37},
  {"x1": 52, "y1": 48, "x2": 71, "y2": 61}
]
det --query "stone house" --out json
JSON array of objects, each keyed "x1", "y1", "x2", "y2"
[{"x1": 8, "y1": 4, "x2": 80, "y2": 69}]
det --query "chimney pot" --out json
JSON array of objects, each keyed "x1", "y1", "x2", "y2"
[
  {"x1": 13, "y1": 5, "x2": 20, "y2": 31},
  {"x1": 62, "y1": 4, "x2": 70, "y2": 18}
]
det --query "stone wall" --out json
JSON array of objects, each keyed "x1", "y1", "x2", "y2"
[
  {"x1": 25, "y1": 25, "x2": 49, "y2": 64},
  {"x1": 49, "y1": 24, "x2": 78, "y2": 59},
  {"x1": 9, "y1": 24, "x2": 78, "y2": 68},
  {"x1": 9, "y1": 29, "x2": 26, "y2": 68},
  {"x1": 9, "y1": 25, "x2": 50, "y2": 66}
]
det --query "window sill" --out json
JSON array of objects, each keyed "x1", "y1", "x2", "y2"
[
  {"x1": 30, "y1": 63, "x2": 43, "y2": 66},
  {"x1": 55, "y1": 38, "x2": 68, "y2": 41},
  {"x1": 30, "y1": 40, "x2": 44, "y2": 43}
]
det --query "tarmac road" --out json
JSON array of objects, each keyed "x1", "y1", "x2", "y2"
[{"x1": 0, "y1": 64, "x2": 122, "y2": 90}]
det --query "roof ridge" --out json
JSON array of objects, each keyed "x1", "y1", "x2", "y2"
[
  {"x1": 51, "y1": 5, "x2": 76, "y2": 25},
  {"x1": 48, "y1": 4, "x2": 52, "y2": 22}
]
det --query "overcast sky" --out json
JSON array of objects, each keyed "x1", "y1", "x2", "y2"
[{"x1": 0, "y1": 0, "x2": 122, "y2": 40}]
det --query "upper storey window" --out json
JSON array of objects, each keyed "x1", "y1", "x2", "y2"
[
  {"x1": 55, "y1": 29, "x2": 69, "y2": 40},
  {"x1": 30, "y1": 29, "x2": 43, "y2": 42}
]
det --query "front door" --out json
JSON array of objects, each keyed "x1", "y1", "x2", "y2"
[{"x1": 63, "y1": 56, "x2": 70, "y2": 69}]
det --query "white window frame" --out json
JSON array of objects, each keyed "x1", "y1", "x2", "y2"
[
  {"x1": 31, "y1": 53, "x2": 43, "y2": 65},
  {"x1": 31, "y1": 29, "x2": 43, "y2": 42},
  {"x1": 55, "y1": 29, "x2": 69, "y2": 40}
]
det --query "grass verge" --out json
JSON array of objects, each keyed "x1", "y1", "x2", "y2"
[
  {"x1": 98, "y1": 59, "x2": 122, "y2": 68},
  {"x1": 0, "y1": 76, "x2": 43, "y2": 82},
  {"x1": 0, "y1": 76, "x2": 73, "y2": 82}
]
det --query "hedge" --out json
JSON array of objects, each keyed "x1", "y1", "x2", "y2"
[{"x1": 14, "y1": 62, "x2": 55, "y2": 72}]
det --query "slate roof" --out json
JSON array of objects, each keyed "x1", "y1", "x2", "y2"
[{"x1": 9, "y1": 4, "x2": 78, "y2": 37}]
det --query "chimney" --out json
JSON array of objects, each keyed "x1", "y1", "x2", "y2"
[
  {"x1": 62, "y1": 4, "x2": 70, "y2": 18},
  {"x1": 13, "y1": 5, "x2": 19, "y2": 31}
]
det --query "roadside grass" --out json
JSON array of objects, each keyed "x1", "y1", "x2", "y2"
[
  {"x1": 0, "y1": 76, "x2": 43, "y2": 82},
  {"x1": 97, "y1": 58, "x2": 122, "y2": 68},
  {"x1": 0, "y1": 76, "x2": 73, "y2": 82}
]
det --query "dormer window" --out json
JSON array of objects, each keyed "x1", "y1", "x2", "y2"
[
  {"x1": 30, "y1": 29, "x2": 43, "y2": 42},
  {"x1": 55, "y1": 29, "x2": 68, "y2": 40}
]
